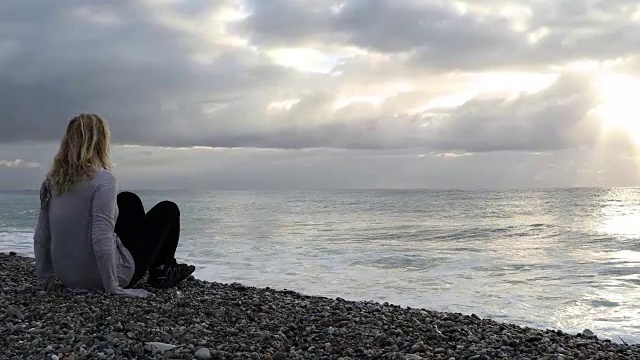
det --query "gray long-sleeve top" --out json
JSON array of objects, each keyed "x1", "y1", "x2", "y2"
[{"x1": 33, "y1": 169, "x2": 147, "y2": 297}]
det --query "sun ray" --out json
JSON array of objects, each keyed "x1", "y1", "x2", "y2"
[{"x1": 594, "y1": 73, "x2": 640, "y2": 145}]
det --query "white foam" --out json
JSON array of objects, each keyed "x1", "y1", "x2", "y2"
[{"x1": 0, "y1": 231, "x2": 34, "y2": 255}]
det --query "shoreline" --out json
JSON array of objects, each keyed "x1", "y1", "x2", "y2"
[{"x1": 2, "y1": 252, "x2": 640, "y2": 360}]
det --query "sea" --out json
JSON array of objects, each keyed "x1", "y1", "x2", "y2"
[{"x1": 2, "y1": 188, "x2": 640, "y2": 343}]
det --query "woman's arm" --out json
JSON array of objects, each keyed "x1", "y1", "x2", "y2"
[
  {"x1": 91, "y1": 175, "x2": 149, "y2": 298},
  {"x1": 33, "y1": 180, "x2": 55, "y2": 290}
]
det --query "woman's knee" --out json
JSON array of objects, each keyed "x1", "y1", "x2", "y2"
[
  {"x1": 117, "y1": 191, "x2": 139, "y2": 202},
  {"x1": 156, "y1": 200, "x2": 180, "y2": 217},
  {"x1": 117, "y1": 191, "x2": 143, "y2": 207}
]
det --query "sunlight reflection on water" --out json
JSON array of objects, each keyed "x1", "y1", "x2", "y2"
[{"x1": 598, "y1": 188, "x2": 640, "y2": 238}]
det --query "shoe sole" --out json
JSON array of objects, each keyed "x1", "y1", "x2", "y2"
[{"x1": 150, "y1": 266, "x2": 195, "y2": 289}]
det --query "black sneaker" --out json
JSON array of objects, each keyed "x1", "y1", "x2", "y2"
[{"x1": 149, "y1": 263, "x2": 195, "y2": 288}]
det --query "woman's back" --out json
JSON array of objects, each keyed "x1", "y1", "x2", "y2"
[{"x1": 41, "y1": 169, "x2": 134, "y2": 289}]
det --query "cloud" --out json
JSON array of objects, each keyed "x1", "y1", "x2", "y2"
[
  {"x1": 238, "y1": 0, "x2": 640, "y2": 70},
  {"x1": 0, "y1": 0, "x2": 637, "y2": 157},
  {"x1": 0, "y1": 159, "x2": 40, "y2": 168},
  {"x1": 428, "y1": 74, "x2": 603, "y2": 152}
]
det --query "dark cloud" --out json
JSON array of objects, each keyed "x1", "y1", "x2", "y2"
[
  {"x1": 236, "y1": 0, "x2": 337, "y2": 45},
  {"x1": 236, "y1": 0, "x2": 523, "y2": 71},
  {"x1": 0, "y1": 0, "x2": 636, "y2": 155},
  {"x1": 238, "y1": 0, "x2": 640, "y2": 71},
  {"x1": 0, "y1": 0, "x2": 290, "y2": 143}
]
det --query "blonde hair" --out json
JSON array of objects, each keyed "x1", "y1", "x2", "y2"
[{"x1": 47, "y1": 113, "x2": 112, "y2": 196}]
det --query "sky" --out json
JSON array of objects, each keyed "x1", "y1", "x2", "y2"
[{"x1": 2, "y1": 0, "x2": 640, "y2": 190}]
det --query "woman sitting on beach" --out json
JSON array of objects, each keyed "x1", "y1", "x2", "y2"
[{"x1": 33, "y1": 113, "x2": 195, "y2": 297}]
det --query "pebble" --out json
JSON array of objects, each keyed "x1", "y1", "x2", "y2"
[
  {"x1": 527, "y1": 335, "x2": 543, "y2": 342},
  {"x1": 273, "y1": 352, "x2": 287, "y2": 360},
  {"x1": 194, "y1": 347, "x2": 211, "y2": 360},
  {"x1": 411, "y1": 341, "x2": 426, "y2": 352},
  {"x1": 2, "y1": 252, "x2": 640, "y2": 360},
  {"x1": 6, "y1": 306, "x2": 25, "y2": 320}
]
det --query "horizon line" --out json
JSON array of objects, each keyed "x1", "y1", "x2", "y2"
[{"x1": 2, "y1": 185, "x2": 640, "y2": 192}]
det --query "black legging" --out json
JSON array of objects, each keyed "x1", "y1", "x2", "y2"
[{"x1": 115, "y1": 191, "x2": 181, "y2": 287}]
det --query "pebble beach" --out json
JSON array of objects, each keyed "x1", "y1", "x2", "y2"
[{"x1": 2, "y1": 252, "x2": 640, "y2": 360}]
